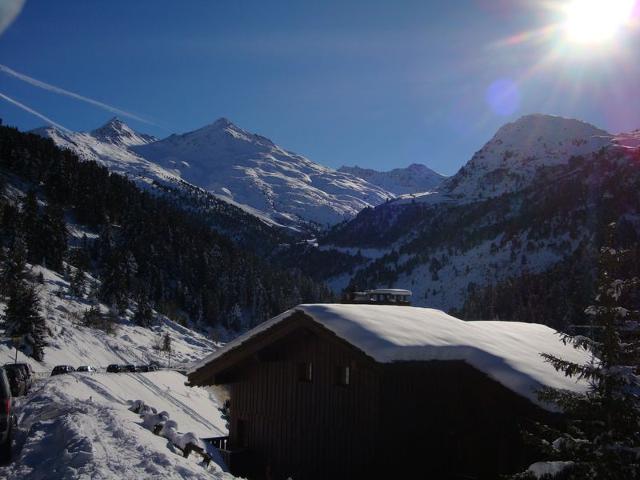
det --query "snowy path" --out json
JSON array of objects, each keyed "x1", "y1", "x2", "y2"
[{"x1": 0, "y1": 371, "x2": 233, "y2": 479}]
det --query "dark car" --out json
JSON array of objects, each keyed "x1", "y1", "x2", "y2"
[
  {"x1": 106, "y1": 364, "x2": 121, "y2": 373},
  {"x1": 3, "y1": 363, "x2": 33, "y2": 397},
  {"x1": 0, "y1": 368, "x2": 14, "y2": 462},
  {"x1": 123, "y1": 365, "x2": 136, "y2": 373},
  {"x1": 51, "y1": 365, "x2": 75, "y2": 376},
  {"x1": 137, "y1": 365, "x2": 150, "y2": 372}
]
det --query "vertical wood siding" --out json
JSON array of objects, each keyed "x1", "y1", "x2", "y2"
[{"x1": 229, "y1": 328, "x2": 381, "y2": 480}]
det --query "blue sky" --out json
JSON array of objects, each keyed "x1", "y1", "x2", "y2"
[{"x1": 0, "y1": 0, "x2": 639, "y2": 175}]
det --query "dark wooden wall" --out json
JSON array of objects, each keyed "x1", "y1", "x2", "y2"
[
  {"x1": 228, "y1": 328, "x2": 382, "y2": 480},
  {"x1": 379, "y1": 360, "x2": 552, "y2": 479},
  {"x1": 209, "y1": 316, "x2": 554, "y2": 480}
]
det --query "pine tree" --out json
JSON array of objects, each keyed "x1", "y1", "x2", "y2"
[
  {"x1": 69, "y1": 266, "x2": 86, "y2": 298},
  {"x1": 21, "y1": 190, "x2": 40, "y2": 264},
  {"x1": 0, "y1": 237, "x2": 28, "y2": 297},
  {"x1": 513, "y1": 223, "x2": 640, "y2": 479},
  {"x1": 133, "y1": 295, "x2": 154, "y2": 328},
  {"x1": 39, "y1": 202, "x2": 68, "y2": 272},
  {"x1": 4, "y1": 281, "x2": 46, "y2": 361}
]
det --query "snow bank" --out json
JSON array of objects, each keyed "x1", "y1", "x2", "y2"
[
  {"x1": 0, "y1": 372, "x2": 234, "y2": 479},
  {"x1": 527, "y1": 461, "x2": 574, "y2": 478},
  {"x1": 191, "y1": 304, "x2": 592, "y2": 408}
]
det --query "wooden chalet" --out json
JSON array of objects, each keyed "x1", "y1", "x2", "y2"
[{"x1": 188, "y1": 304, "x2": 590, "y2": 480}]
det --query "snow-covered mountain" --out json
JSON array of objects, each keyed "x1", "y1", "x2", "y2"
[
  {"x1": 31, "y1": 118, "x2": 183, "y2": 187},
  {"x1": 338, "y1": 163, "x2": 445, "y2": 195},
  {"x1": 614, "y1": 129, "x2": 640, "y2": 150},
  {"x1": 443, "y1": 114, "x2": 612, "y2": 201},
  {"x1": 34, "y1": 118, "x2": 395, "y2": 230},
  {"x1": 132, "y1": 118, "x2": 394, "y2": 228},
  {"x1": 89, "y1": 116, "x2": 157, "y2": 147},
  {"x1": 309, "y1": 114, "x2": 640, "y2": 326}
]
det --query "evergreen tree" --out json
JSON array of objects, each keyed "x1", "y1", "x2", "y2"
[
  {"x1": 82, "y1": 304, "x2": 103, "y2": 327},
  {"x1": 100, "y1": 248, "x2": 137, "y2": 313},
  {"x1": 39, "y1": 202, "x2": 68, "y2": 271},
  {"x1": 4, "y1": 281, "x2": 46, "y2": 361},
  {"x1": 0, "y1": 237, "x2": 28, "y2": 297},
  {"x1": 69, "y1": 266, "x2": 86, "y2": 298},
  {"x1": 133, "y1": 295, "x2": 154, "y2": 328},
  {"x1": 21, "y1": 190, "x2": 40, "y2": 263},
  {"x1": 513, "y1": 224, "x2": 640, "y2": 479}
]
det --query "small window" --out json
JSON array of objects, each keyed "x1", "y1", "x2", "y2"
[
  {"x1": 335, "y1": 365, "x2": 350, "y2": 386},
  {"x1": 297, "y1": 362, "x2": 313, "y2": 382}
]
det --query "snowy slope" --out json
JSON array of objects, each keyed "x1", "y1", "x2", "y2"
[
  {"x1": 0, "y1": 263, "x2": 234, "y2": 479},
  {"x1": 442, "y1": 114, "x2": 612, "y2": 201},
  {"x1": 31, "y1": 118, "x2": 184, "y2": 188},
  {"x1": 338, "y1": 163, "x2": 445, "y2": 195},
  {"x1": 133, "y1": 118, "x2": 394, "y2": 227},
  {"x1": 35, "y1": 118, "x2": 396, "y2": 230},
  {"x1": 614, "y1": 129, "x2": 640, "y2": 150},
  {"x1": 316, "y1": 114, "x2": 640, "y2": 317},
  {"x1": 0, "y1": 371, "x2": 232, "y2": 479},
  {"x1": 0, "y1": 265, "x2": 218, "y2": 371}
]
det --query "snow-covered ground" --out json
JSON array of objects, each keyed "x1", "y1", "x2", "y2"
[
  {"x1": 0, "y1": 371, "x2": 232, "y2": 479},
  {"x1": 0, "y1": 264, "x2": 235, "y2": 479},
  {"x1": 0, "y1": 264, "x2": 218, "y2": 371}
]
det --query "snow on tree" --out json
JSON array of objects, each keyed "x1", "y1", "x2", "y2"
[{"x1": 513, "y1": 223, "x2": 640, "y2": 479}]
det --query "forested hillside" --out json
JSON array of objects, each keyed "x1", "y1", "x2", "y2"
[
  {"x1": 0, "y1": 124, "x2": 331, "y2": 342},
  {"x1": 318, "y1": 137, "x2": 640, "y2": 331}
]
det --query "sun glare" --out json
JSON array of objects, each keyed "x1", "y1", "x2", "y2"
[{"x1": 564, "y1": 0, "x2": 636, "y2": 44}]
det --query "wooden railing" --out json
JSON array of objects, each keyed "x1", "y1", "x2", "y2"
[
  {"x1": 204, "y1": 435, "x2": 230, "y2": 451},
  {"x1": 202, "y1": 436, "x2": 252, "y2": 476}
]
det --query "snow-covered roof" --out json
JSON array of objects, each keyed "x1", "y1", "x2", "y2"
[{"x1": 190, "y1": 304, "x2": 592, "y2": 408}]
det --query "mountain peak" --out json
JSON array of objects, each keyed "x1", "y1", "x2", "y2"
[
  {"x1": 495, "y1": 114, "x2": 610, "y2": 140},
  {"x1": 444, "y1": 113, "x2": 614, "y2": 201},
  {"x1": 210, "y1": 117, "x2": 235, "y2": 129},
  {"x1": 339, "y1": 163, "x2": 445, "y2": 195},
  {"x1": 90, "y1": 117, "x2": 155, "y2": 146}
]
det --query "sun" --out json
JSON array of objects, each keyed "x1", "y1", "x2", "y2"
[{"x1": 563, "y1": 0, "x2": 636, "y2": 44}]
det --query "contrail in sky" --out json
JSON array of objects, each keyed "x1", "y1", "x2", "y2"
[
  {"x1": 0, "y1": 63, "x2": 155, "y2": 126},
  {"x1": 0, "y1": 91, "x2": 70, "y2": 132}
]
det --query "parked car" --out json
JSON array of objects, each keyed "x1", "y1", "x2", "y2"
[
  {"x1": 106, "y1": 364, "x2": 121, "y2": 373},
  {"x1": 123, "y1": 365, "x2": 136, "y2": 373},
  {"x1": 0, "y1": 368, "x2": 14, "y2": 462},
  {"x1": 148, "y1": 365, "x2": 159, "y2": 371},
  {"x1": 3, "y1": 363, "x2": 33, "y2": 396},
  {"x1": 77, "y1": 366, "x2": 96, "y2": 373},
  {"x1": 137, "y1": 365, "x2": 150, "y2": 372},
  {"x1": 51, "y1": 365, "x2": 75, "y2": 376}
]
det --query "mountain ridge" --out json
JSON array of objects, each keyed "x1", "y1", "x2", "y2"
[
  {"x1": 34, "y1": 117, "x2": 396, "y2": 231},
  {"x1": 338, "y1": 163, "x2": 445, "y2": 195}
]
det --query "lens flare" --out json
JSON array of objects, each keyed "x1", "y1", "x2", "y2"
[
  {"x1": 485, "y1": 79, "x2": 521, "y2": 117},
  {"x1": 563, "y1": 0, "x2": 636, "y2": 44}
]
